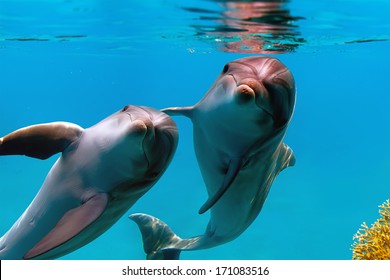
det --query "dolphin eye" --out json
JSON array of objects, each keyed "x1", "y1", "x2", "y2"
[
  {"x1": 122, "y1": 105, "x2": 130, "y2": 112},
  {"x1": 222, "y1": 63, "x2": 229, "y2": 74}
]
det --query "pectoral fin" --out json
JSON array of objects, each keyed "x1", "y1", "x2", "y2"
[
  {"x1": 23, "y1": 193, "x2": 108, "y2": 260},
  {"x1": 161, "y1": 106, "x2": 194, "y2": 119},
  {"x1": 0, "y1": 122, "x2": 83, "y2": 159},
  {"x1": 198, "y1": 158, "x2": 242, "y2": 214}
]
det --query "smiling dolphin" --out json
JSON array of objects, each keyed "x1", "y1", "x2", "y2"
[
  {"x1": 130, "y1": 56, "x2": 296, "y2": 259},
  {"x1": 0, "y1": 105, "x2": 178, "y2": 260}
]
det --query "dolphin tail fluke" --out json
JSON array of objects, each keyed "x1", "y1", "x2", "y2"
[
  {"x1": 129, "y1": 213, "x2": 183, "y2": 260},
  {"x1": 161, "y1": 106, "x2": 194, "y2": 119}
]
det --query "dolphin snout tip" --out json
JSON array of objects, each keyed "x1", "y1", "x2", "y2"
[
  {"x1": 235, "y1": 84, "x2": 255, "y2": 104},
  {"x1": 131, "y1": 119, "x2": 155, "y2": 140},
  {"x1": 131, "y1": 119, "x2": 148, "y2": 133}
]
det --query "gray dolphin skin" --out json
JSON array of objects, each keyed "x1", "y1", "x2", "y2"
[
  {"x1": 0, "y1": 105, "x2": 178, "y2": 259},
  {"x1": 130, "y1": 56, "x2": 296, "y2": 260}
]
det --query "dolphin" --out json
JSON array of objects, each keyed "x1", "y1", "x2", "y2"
[
  {"x1": 0, "y1": 105, "x2": 178, "y2": 260},
  {"x1": 130, "y1": 56, "x2": 296, "y2": 259}
]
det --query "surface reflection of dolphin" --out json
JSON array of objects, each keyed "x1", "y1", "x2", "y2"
[
  {"x1": 183, "y1": 0, "x2": 305, "y2": 53},
  {"x1": 131, "y1": 56, "x2": 296, "y2": 260},
  {"x1": 0, "y1": 105, "x2": 178, "y2": 259}
]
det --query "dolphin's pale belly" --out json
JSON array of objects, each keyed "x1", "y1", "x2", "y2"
[
  {"x1": 0, "y1": 159, "x2": 81, "y2": 259},
  {"x1": 193, "y1": 127, "x2": 279, "y2": 241},
  {"x1": 205, "y1": 151, "x2": 278, "y2": 242},
  {"x1": 0, "y1": 143, "x2": 149, "y2": 259},
  {"x1": 31, "y1": 187, "x2": 146, "y2": 260}
]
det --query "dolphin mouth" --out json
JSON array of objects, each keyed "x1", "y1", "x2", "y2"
[
  {"x1": 125, "y1": 112, "x2": 134, "y2": 120},
  {"x1": 230, "y1": 73, "x2": 258, "y2": 100},
  {"x1": 142, "y1": 127, "x2": 155, "y2": 169},
  {"x1": 142, "y1": 127, "x2": 178, "y2": 181},
  {"x1": 124, "y1": 111, "x2": 154, "y2": 169},
  {"x1": 229, "y1": 73, "x2": 238, "y2": 85}
]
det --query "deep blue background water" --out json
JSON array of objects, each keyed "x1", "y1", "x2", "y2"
[{"x1": 0, "y1": 0, "x2": 389, "y2": 260}]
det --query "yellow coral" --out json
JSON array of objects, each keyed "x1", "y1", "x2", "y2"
[{"x1": 352, "y1": 199, "x2": 390, "y2": 260}]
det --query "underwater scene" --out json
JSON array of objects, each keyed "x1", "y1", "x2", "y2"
[{"x1": 0, "y1": 0, "x2": 389, "y2": 260}]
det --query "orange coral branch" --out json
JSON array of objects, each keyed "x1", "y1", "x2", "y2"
[{"x1": 352, "y1": 200, "x2": 390, "y2": 260}]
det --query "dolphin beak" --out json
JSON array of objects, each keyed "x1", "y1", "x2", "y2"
[
  {"x1": 228, "y1": 74, "x2": 256, "y2": 104},
  {"x1": 141, "y1": 123, "x2": 155, "y2": 169},
  {"x1": 141, "y1": 116, "x2": 178, "y2": 180},
  {"x1": 232, "y1": 74, "x2": 293, "y2": 127},
  {"x1": 125, "y1": 114, "x2": 155, "y2": 169},
  {"x1": 231, "y1": 75, "x2": 274, "y2": 118},
  {"x1": 235, "y1": 84, "x2": 256, "y2": 104}
]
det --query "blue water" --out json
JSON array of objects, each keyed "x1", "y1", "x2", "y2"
[{"x1": 0, "y1": 0, "x2": 389, "y2": 260}]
